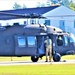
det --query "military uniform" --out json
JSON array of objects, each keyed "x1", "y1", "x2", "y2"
[{"x1": 44, "y1": 36, "x2": 52, "y2": 62}]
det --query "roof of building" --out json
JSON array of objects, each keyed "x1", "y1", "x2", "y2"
[
  {"x1": 0, "y1": 6, "x2": 59, "y2": 20},
  {"x1": 43, "y1": 5, "x2": 75, "y2": 17}
]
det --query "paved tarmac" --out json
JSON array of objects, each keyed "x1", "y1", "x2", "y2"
[{"x1": 0, "y1": 60, "x2": 75, "y2": 66}]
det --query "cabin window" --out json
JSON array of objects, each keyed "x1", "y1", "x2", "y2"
[
  {"x1": 57, "y1": 35, "x2": 63, "y2": 46},
  {"x1": 45, "y1": 20, "x2": 50, "y2": 26},
  {"x1": 18, "y1": 36, "x2": 26, "y2": 47},
  {"x1": 27, "y1": 36, "x2": 36, "y2": 47},
  {"x1": 64, "y1": 36, "x2": 68, "y2": 46}
]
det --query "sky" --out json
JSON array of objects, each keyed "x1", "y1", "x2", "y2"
[
  {"x1": 0, "y1": 0, "x2": 47, "y2": 10},
  {"x1": 0, "y1": 0, "x2": 47, "y2": 25}
]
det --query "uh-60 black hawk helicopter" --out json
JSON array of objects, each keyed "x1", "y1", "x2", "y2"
[{"x1": 0, "y1": 11, "x2": 74, "y2": 62}]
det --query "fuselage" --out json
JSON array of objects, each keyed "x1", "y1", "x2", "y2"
[{"x1": 0, "y1": 24, "x2": 74, "y2": 58}]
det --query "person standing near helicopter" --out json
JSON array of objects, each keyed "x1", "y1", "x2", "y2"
[{"x1": 44, "y1": 36, "x2": 52, "y2": 62}]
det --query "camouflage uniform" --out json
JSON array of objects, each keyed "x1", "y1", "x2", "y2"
[{"x1": 44, "y1": 36, "x2": 52, "y2": 62}]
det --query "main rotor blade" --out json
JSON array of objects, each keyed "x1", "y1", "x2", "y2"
[{"x1": 0, "y1": 12, "x2": 46, "y2": 20}]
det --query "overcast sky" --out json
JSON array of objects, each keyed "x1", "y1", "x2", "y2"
[{"x1": 0, "y1": 0, "x2": 47, "y2": 10}]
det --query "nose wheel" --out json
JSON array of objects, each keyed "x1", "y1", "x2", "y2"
[{"x1": 53, "y1": 53, "x2": 61, "y2": 62}]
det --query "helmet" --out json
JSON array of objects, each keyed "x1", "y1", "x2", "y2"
[{"x1": 46, "y1": 36, "x2": 49, "y2": 39}]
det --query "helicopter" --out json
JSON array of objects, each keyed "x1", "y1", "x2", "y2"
[{"x1": 0, "y1": 11, "x2": 74, "y2": 62}]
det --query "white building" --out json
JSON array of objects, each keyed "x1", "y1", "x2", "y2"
[
  {"x1": 43, "y1": 6, "x2": 75, "y2": 35},
  {"x1": 0, "y1": 5, "x2": 75, "y2": 35}
]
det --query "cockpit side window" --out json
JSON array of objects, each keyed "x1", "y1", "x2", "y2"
[
  {"x1": 64, "y1": 35, "x2": 69, "y2": 46},
  {"x1": 70, "y1": 33, "x2": 75, "y2": 43},
  {"x1": 57, "y1": 35, "x2": 63, "y2": 46}
]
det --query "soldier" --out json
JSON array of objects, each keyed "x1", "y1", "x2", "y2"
[{"x1": 44, "y1": 36, "x2": 52, "y2": 62}]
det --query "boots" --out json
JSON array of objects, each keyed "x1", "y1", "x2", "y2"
[
  {"x1": 45, "y1": 58, "x2": 48, "y2": 62},
  {"x1": 49, "y1": 57, "x2": 52, "y2": 62}
]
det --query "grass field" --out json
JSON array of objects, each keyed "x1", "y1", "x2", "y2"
[
  {"x1": 0, "y1": 64, "x2": 75, "y2": 75},
  {"x1": 0, "y1": 55, "x2": 75, "y2": 75}
]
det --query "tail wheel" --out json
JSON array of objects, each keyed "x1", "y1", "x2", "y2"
[
  {"x1": 31, "y1": 56, "x2": 39, "y2": 62},
  {"x1": 53, "y1": 53, "x2": 61, "y2": 62}
]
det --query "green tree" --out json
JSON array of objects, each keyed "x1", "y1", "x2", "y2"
[
  {"x1": 60, "y1": 0, "x2": 70, "y2": 7},
  {"x1": 45, "y1": 0, "x2": 71, "y2": 7},
  {"x1": 36, "y1": 2, "x2": 41, "y2": 7},
  {"x1": 51, "y1": 0, "x2": 59, "y2": 4},
  {"x1": 41, "y1": 3, "x2": 45, "y2": 7},
  {"x1": 69, "y1": 3, "x2": 75, "y2": 11},
  {"x1": 13, "y1": 2, "x2": 27, "y2": 9},
  {"x1": 22, "y1": 4, "x2": 27, "y2": 9},
  {"x1": 46, "y1": 0, "x2": 51, "y2": 6},
  {"x1": 13, "y1": 2, "x2": 21, "y2": 9},
  {"x1": 36, "y1": 2, "x2": 45, "y2": 7},
  {"x1": 46, "y1": 0, "x2": 61, "y2": 5}
]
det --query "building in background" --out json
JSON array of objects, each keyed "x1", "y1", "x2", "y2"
[
  {"x1": 43, "y1": 6, "x2": 75, "y2": 35},
  {"x1": 0, "y1": 5, "x2": 75, "y2": 35}
]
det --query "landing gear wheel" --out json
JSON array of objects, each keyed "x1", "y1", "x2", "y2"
[
  {"x1": 53, "y1": 53, "x2": 61, "y2": 62},
  {"x1": 31, "y1": 56, "x2": 39, "y2": 62}
]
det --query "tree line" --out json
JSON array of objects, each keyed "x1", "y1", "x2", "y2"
[{"x1": 13, "y1": 0, "x2": 75, "y2": 11}]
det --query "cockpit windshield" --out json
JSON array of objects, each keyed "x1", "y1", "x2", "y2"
[{"x1": 70, "y1": 33, "x2": 75, "y2": 43}]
